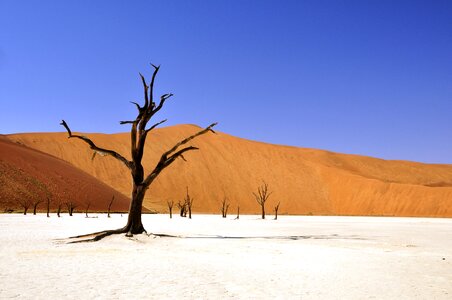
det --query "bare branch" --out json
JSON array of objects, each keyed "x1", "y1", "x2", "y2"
[
  {"x1": 139, "y1": 73, "x2": 149, "y2": 109},
  {"x1": 162, "y1": 123, "x2": 217, "y2": 158},
  {"x1": 130, "y1": 101, "x2": 142, "y2": 113},
  {"x1": 151, "y1": 93, "x2": 173, "y2": 116},
  {"x1": 141, "y1": 123, "x2": 216, "y2": 188},
  {"x1": 119, "y1": 120, "x2": 135, "y2": 125},
  {"x1": 148, "y1": 64, "x2": 160, "y2": 111},
  {"x1": 142, "y1": 145, "x2": 199, "y2": 188},
  {"x1": 145, "y1": 119, "x2": 167, "y2": 134},
  {"x1": 60, "y1": 120, "x2": 131, "y2": 170}
]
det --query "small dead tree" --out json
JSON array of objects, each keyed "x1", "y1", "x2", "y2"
[
  {"x1": 107, "y1": 196, "x2": 114, "y2": 218},
  {"x1": 18, "y1": 199, "x2": 32, "y2": 215},
  {"x1": 178, "y1": 200, "x2": 187, "y2": 217},
  {"x1": 60, "y1": 64, "x2": 217, "y2": 241},
  {"x1": 66, "y1": 202, "x2": 77, "y2": 216},
  {"x1": 46, "y1": 197, "x2": 51, "y2": 218},
  {"x1": 85, "y1": 201, "x2": 91, "y2": 218},
  {"x1": 167, "y1": 200, "x2": 174, "y2": 218},
  {"x1": 185, "y1": 187, "x2": 194, "y2": 219},
  {"x1": 220, "y1": 197, "x2": 230, "y2": 218},
  {"x1": 274, "y1": 201, "x2": 280, "y2": 220},
  {"x1": 33, "y1": 200, "x2": 42, "y2": 215},
  {"x1": 253, "y1": 181, "x2": 272, "y2": 219},
  {"x1": 57, "y1": 202, "x2": 63, "y2": 217},
  {"x1": 235, "y1": 205, "x2": 240, "y2": 220}
]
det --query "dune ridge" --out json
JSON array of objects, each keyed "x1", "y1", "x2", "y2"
[{"x1": 5, "y1": 125, "x2": 452, "y2": 217}]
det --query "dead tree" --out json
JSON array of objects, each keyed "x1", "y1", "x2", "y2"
[
  {"x1": 85, "y1": 202, "x2": 91, "y2": 218},
  {"x1": 60, "y1": 64, "x2": 216, "y2": 241},
  {"x1": 274, "y1": 201, "x2": 280, "y2": 220},
  {"x1": 18, "y1": 199, "x2": 32, "y2": 215},
  {"x1": 66, "y1": 202, "x2": 77, "y2": 216},
  {"x1": 185, "y1": 187, "x2": 194, "y2": 219},
  {"x1": 235, "y1": 205, "x2": 240, "y2": 220},
  {"x1": 220, "y1": 197, "x2": 230, "y2": 218},
  {"x1": 57, "y1": 202, "x2": 63, "y2": 217},
  {"x1": 253, "y1": 181, "x2": 272, "y2": 219},
  {"x1": 178, "y1": 200, "x2": 187, "y2": 217},
  {"x1": 32, "y1": 200, "x2": 42, "y2": 215},
  {"x1": 107, "y1": 196, "x2": 114, "y2": 218},
  {"x1": 167, "y1": 200, "x2": 174, "y2": 218},
  {"x1": 46, "y1": 197, "x2": 51, "y2": 218}
]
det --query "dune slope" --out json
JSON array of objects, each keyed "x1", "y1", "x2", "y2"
[
  {"x1": 6, "y1": 125, "x2": 452, "y2": 217},
  {"x1": 0, "y1": 136, "x2": 130, "y2": 213}
]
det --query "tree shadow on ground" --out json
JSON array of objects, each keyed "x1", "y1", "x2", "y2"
[{"x1": 151, "y1": 233, "x2": 368, "y2": 241}]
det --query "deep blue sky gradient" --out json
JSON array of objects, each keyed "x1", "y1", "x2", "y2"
[{"x1": 0, "y1": 1, "x2": 451, "y2": 163}]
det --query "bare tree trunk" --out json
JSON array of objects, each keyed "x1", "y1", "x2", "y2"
[
  {"x1": 167, "y1": 200, "x2": 174, "y2": 219},
  {"x1": 107, "y1": 196, "x2": 114, "y2": 218},
  {"x1": 185, "y1": 187, "x2": 194, "y2": 219},
  {"x1": 66, "y1": 202, "x2": 77, "y2": 216},
  {"x1": 85, "y1": 202, "x2": 91, "y2": 218},
  {"x1": 220, "y1": 197, "x2": 230, "y2": 218},
  {"x1": 235, "y1": 206, "x2": 240, "y2": 220},
  {"x1": 187, "y1": 204, "x2": 192, "y2": 219},
  {"x1": 33, "y1": 200, "x2": 42, "y2": 215},
  {"x1": 274, "y1": 202, "x2": 280, "y2": 220},
  {"x1": 123, "y1": 184, "x2": 146, "y2": 236},
  {"x1": 178, "y1": 200, "x2": 186, "y2": 217},
  {"x1": 57, "y1": 202, "x2": 62, "y2": 217},
  {"x1": 46, "y1": 197, "x2": 50, "y2": 218}
]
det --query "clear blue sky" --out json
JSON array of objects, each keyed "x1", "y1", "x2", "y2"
[{"x1": 0, "y1": 0, "x2": 451, "y2": 163}]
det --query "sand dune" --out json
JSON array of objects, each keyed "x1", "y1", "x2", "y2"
[
  {"x1": 5, "y1": 125, "x2": 452, "y2": 217},
  {"x1": 0, "y1": 136, "x2": 130, "y2": 213}
]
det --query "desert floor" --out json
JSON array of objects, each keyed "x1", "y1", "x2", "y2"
[{"x1": 0, "y1": 214, "x2": 451, "y2": 299}]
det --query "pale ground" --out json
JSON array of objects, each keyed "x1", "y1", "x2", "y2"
[{"x1": 0, "y1": 214, "x2": 451, "y2": 299}]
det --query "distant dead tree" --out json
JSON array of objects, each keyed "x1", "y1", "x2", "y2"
[
  {"x1": 18, "y1": 199, "x2": 32, "y2": 215},
  {"x1": 46, "y1": 197, "x2": 51, "y2": 218},
  {"x1": 66, "y1": 201, "x2": 77, "y2": 216},
  {"x1": 178, "y1": 200, "x2": 187, "y2": 217},
  {"x1": 185, "y1": 187, "x2": 194, "y2": 219},
  {"x1": 60, "y1": 64, "x2": 216, "y2": 241},
  {"x1": 32, "y1": 200, "x2": 42, "y2": 215},
  {"x1": 85, "y1": 201, "x2": 91, "y2": 218},
  {"x1": 107, "y1": 196, "x2": 114, "y2": 218},
  {"x1": 274, "y1": 201, "x2": 280, "y2": 220},
  {"x1": 167, "y1": 200, "x2": 174, "y2": 218},
  {"x1": 253, "y1": 181, "x2": 272, "y2": 219},
  {"x1": 235, "y1": 205, "x2": 240, "y2": 220},
  {"x1": 220, "y1": 197, "x2": 230, "y2": 218},
  {"x1": 57, "y1": 202, "x2": 63, "y2": 217}
]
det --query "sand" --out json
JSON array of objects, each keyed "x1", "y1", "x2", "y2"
[
  {"x1": 0, "y1": 136, "x2": 130, "y2": 212},
  {"x1": 0, "y1": 214, "x2": 450, "y2": 299},
  {"x1": 6, "y1": 125, "x2": 452, "y2": 217}
]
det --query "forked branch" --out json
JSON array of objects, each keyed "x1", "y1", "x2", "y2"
[{"x1": 142, "y1": 123, "x2": 217, "y2": 188}]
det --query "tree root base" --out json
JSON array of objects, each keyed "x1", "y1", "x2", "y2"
[{"x1": 62, "y1": 227, "x2": 147, "y2": 243}]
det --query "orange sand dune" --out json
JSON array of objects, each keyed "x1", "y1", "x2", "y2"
[
  {"x1": 6, "y1": 125, "x2": 452, "y2": 217},
  {"x1": 0, "y1": 136, "x2": 130, "y2": 213}
]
